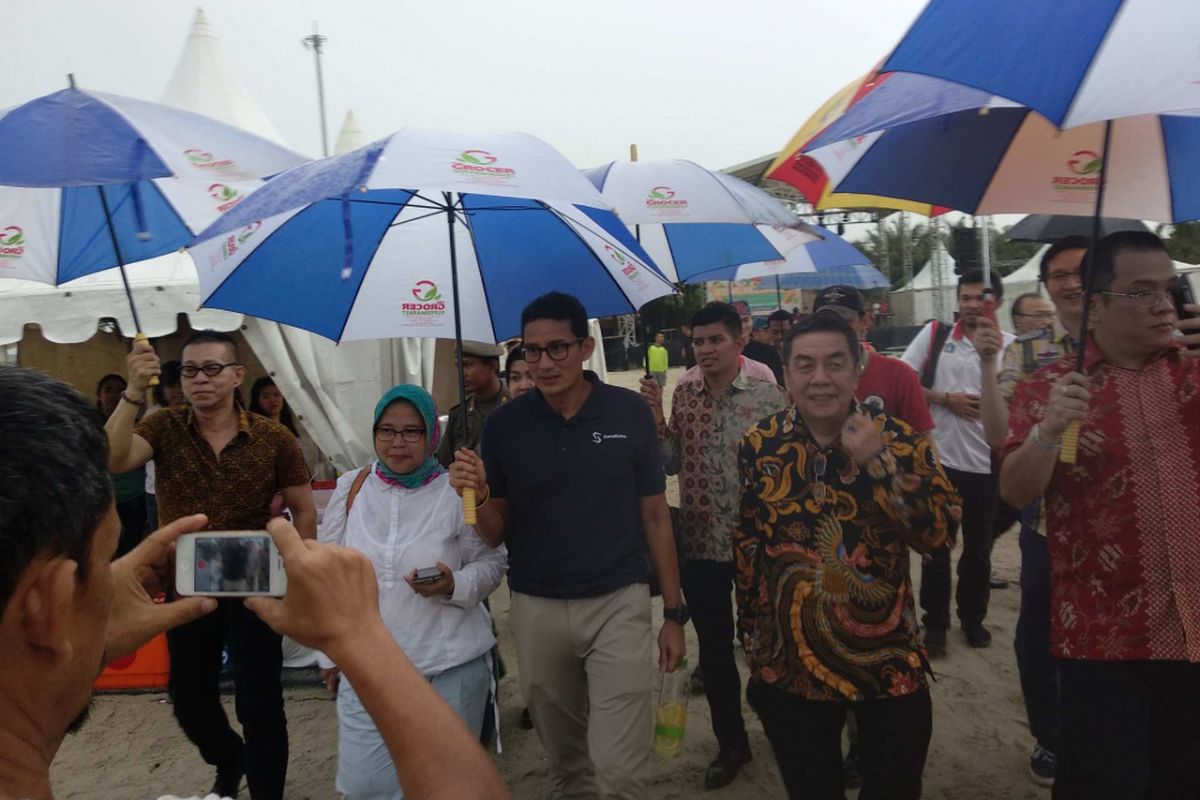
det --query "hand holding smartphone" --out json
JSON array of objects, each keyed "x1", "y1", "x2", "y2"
[
  {"x1": 176, "y1": 531, "x2": 287, "y2": 597},
  {"x1": 1171, "y1": 273, "x2": 1200, "y2": 354}
]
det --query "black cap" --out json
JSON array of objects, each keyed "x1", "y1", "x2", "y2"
[{"x1": 812, "y1": 285, "x2": 866, "y2": 320}]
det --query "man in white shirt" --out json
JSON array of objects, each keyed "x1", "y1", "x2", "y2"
[{"x1": 901, "y1": 269, "x2": 1015, "y2": 653}]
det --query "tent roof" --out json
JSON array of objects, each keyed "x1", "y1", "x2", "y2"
[
  {"x1": 896, "y1": 252, "x2": 958, "y2": 291},
  {"x1": 160, "y1": 8, "x2": 291, "y2": 147},
  {"x1": 0, "y1": 252, "x2": 242, "y2": 344},
  {"x1": 334, "y1": 110, "x2": 366, "y2": 155}
]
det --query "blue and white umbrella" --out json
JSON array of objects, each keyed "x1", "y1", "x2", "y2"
[
  {"x1": 882, "y1": 0, "x2": 1200, "y2": 129},
  {"x1": 582, "y1": 158, "x2": 816, "y2": 283},
  {"x1": 0, "y1": 84, "x2": 305, "y2": 293},
  {"x1": 685, "y1": 226, "x2": 888, "y2": 289},
  {"x1": 189, "y1": 128, "x2": 675, "y2": 345}
]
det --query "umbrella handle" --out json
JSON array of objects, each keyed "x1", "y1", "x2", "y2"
[
  {"x1": 463, "y1": 487, "x2": 477, "y2": 525},
  {"x1": 135, "y1": 332, "x2": 160, "y2": 387},
  {"x1": 1059, "y1": 421, "x2": 1080, "y2": 464}
]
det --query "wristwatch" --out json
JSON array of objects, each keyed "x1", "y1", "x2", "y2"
[{"x1": 663, "y1": 605, "x2": 691, "y2": 626}]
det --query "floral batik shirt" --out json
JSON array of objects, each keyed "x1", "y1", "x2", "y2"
[
  {"x1": 734, "y1": 404, "x2": 961, "y2": 701},
  {"x1": 661, "y1": 369, "x2": 789, "y2": 561},
  {"x1": 1003, "y1": 341, "x2": 1200, "y2": 662}
]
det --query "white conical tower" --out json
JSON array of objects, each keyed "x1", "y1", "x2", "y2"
[
  {"x1": 334, "y1": 109, "x2": 366, "y2": 155},
  {"x1": 161, "y1": 8, "x2": 291, "y2": 147}
]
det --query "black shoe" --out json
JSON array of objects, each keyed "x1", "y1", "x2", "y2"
[
  {"x1": 211, "y1": 749, "x2": 245, "y2": 799},
  {"x1": 963, "y1": 623, "x2": 993, "y2": 648},
  {"x1": 843, "y1": 744, "x2": 863, "y2": 789},
  {"x1": 989, "y1": 572, "x2": 1010, "y2": 590},
  {"x1": 924, "y1": 626, "x2": 948, "y2": 657},
  {"x1": 704, "y1": 746, "x2": 752, "y2": 790},
  {"x1": 520, "y1": 706, "x2": 534, "y2": 730}
]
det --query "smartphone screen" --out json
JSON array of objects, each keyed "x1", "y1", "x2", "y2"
[{"x1": 177, "y1": 532, "x2": 285, "y2": 597}]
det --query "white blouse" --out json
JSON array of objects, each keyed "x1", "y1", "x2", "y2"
[{"x1": 317, "y1": 467, "x2": 507, "y2": 676}]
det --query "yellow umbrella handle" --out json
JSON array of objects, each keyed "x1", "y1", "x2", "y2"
[
  {"x1": 1059, "y1": 420, "x2": 1080, "y2": 464},
  {"x1": 135, "y1": 332, "x2": 160, "y2": 387},
  {"x1": 463, "y1": 486, "x2": 477, "y2": 525}
]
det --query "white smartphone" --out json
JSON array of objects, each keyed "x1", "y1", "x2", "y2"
[{"x1": 175, "y1": 531, "x2": 287, "y2": 597}]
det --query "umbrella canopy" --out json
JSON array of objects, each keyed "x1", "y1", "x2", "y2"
[
  {"x1": 1005, "y1": 213, "x2": 1150, "y2": 243},
  {"x1": 189, "y1": 128, "x2": 676, "y2": 344},
  {"x1": 882, "y1": 0, "x2": 1200, "y2": 129},
  {"x1": 680, "y1": 225, "x2": 886, "y2": 289},
  {"x1": 582, "y1": 159, "x2": 815, "y2": 283},
  {"x1": 802, "y1": 72, "x2": 1200, "y2": 223},
  {"x1": 0, "y1": 86, "x2": 306, "y2": 286},
  {"x1": 765, "y1": 71, "x2": 952, "y2": 215}
]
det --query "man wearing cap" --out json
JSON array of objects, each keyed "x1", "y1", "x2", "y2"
[
  {"x1": 741, "y1": 311, "x2": 784, "y2": 385},
  {"x1": 814, "y1": 286, "x2": 934, "y2": 438},
  {"x1": 438, "y1": 340, "x2": 509, "y2": 467}
]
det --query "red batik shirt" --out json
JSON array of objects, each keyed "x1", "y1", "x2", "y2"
[{"x1": 1003, "y1": 341, "x2": 1200, "y2": 662}]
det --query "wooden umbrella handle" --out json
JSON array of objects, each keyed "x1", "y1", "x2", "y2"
[
  {"x1": 135, "y1": 332, "x2": 160, "y2": 387},
  {"x1": 463, "y1": 487, "x2": 477, "y2": 525},
  {"x1": 1059, "y1": 420, "x2": 1080, "y2": 464}
]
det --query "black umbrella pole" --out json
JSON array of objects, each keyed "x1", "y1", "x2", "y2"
[
  {"x1": 1061, "y1": 119, "x2": 1112, "y2": 464},
  {"x1": 445, "y1": 193, "x2": 476, "y2": 522},
  {"x1": 98, "y1": 185, "x2": 158, "y2": 387}
]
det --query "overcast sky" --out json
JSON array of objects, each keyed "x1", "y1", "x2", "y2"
[{"x1": 5, "y1": 0, "x2": 927, "y2": 170}]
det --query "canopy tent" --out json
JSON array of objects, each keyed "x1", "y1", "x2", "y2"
[
  {"x1": 890, "y1": 249, "x2": 958, "y2": 325},
  {"x1": 334, "y1": 110, "x2": 366, "y2": 155}
]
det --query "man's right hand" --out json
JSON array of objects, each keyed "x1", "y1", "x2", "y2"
[
  {"x1": 448, "y1": 448, "x2": 488, "y2": 498},
  {"x1": 974, "y1": 317, "x2": 1004, "y2": 364},
  {"x1": 946, "y1": 392, "x2": 982, "y2": 420},
  {"x1": 246, "y1": 518, "x2": 384, "y2": 657},
  {"x1": 1040, "y1": 372, "x2": 1090, "y2": 441},
  {"x1": 126, "y1": 336, "x2": 162, "y2": 396},
  {"x1": 638, "y1": 376, "x2": 664, "y2": 425}
]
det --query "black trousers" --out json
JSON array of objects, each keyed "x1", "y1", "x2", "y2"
[
  {"x1": 1056, "y1": 659, "x2": 1200, "y2": 800},
  {"x1": 115, "y1": 494, "x2": 148, "y2": 558},
  {"x1": 747, "y1": 680, "x2": 931, "y2": 800},
  {"x1": 681, "y1": 559, "x2": 748, "y2": 751},
  {"x1": 167, "y1": 600, "x2": 287, "y2": 800},
  {"x1": 1014, "y1": 526, "x2": 1060, "y2": 754},
  {"x1": 920, "y1": 466, "x2": 997, "y2": 629}
]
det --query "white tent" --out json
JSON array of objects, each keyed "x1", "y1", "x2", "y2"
[
  {"x1": 334, "y1": 110, "x2": 366, "y2": 155},
  {"x1": 891, "y1": 248, "x2": 958, "y2": 325},
  {"x1": 161, "y1": 9, "x2": 291, "y2": 146}
]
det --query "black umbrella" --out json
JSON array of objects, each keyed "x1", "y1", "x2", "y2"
[{"x1": 1005, "y1": 213, "x2": 1149, "y2": 244}]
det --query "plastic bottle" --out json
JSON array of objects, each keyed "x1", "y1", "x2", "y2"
[{"x1": 653, "y1": 657, "x2": 689, "y2": 759}]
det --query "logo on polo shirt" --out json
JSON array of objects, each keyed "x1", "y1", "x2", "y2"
[{"x1": 592, "y1": 431, "x2": 628, "y2": 444}]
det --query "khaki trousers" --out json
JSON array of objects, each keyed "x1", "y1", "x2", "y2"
[{"x1": 510, "y1": 583, "x2": 654, "y2": 800}]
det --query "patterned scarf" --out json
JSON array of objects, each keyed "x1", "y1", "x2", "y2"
[{"x1": 372, "y1": 384, "x2": 445, "y2": 489}]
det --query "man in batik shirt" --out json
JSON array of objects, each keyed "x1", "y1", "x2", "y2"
[
  {"x1": 641, "y1": 301, "x2": 788, "y2": 789},
  {"x1": 1001, "y1": 232, "x2": 1200, "y2": 799},
  {"x1": 736, "y1": 314, "x2": 961, "y2": 800}
]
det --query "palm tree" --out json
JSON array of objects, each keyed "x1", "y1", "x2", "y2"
[{"x1": 860, "y1": 217, "x2": 944, "y2": 287}]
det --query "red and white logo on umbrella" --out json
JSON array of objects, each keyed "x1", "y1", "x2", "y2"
[{"x1": 0, "y1": 225, "x2": 25, "y2": 260}]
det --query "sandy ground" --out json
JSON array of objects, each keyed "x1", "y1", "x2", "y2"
[{"x1": 53, "y1": 367, "x2": 1047, "y2": 799}]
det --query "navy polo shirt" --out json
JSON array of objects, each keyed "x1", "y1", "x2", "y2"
[{"x1": 481, "y1": 371, "x2": 666, "y2": 599}]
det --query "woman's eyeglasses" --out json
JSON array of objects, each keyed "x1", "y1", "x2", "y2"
[{"x1": 374, "y1": 426, "x2": 425, "y2": 443}]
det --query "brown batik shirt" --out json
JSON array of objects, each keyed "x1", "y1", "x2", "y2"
[{"x1": 135, "y1": 405, "x2": 310, "y2": 530}]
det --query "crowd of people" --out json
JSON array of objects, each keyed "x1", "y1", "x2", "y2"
[{"x1": 1, "y1": 229, "x2": 1198, "y2": 800}]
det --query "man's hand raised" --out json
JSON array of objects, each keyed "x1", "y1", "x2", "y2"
[{"x1": 106, "y1": 514, "x2": 216, "y2": 663}]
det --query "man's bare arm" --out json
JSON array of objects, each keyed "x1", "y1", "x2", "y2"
[{"x1": 280, "y1": 483, "x2": 317, "y2": 539}]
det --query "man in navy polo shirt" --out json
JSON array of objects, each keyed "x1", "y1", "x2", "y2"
[{"x1": 450, "y1": 292, "x2": 686, "y2": 799}]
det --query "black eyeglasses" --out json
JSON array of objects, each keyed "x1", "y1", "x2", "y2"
[
  {"x1": 375, "y1": 426, "x2": 425, "y2": 443},
  {"x1": 180, "y1": 362, "x2": 241, "y2": 378},
  {"x1": 521, "y1": 338, "x2": 584, "y2": 363}
]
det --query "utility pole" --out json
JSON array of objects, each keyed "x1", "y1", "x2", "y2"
[{"x1": 302, "y1": 22, "x2": 330, "y2": 157}]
